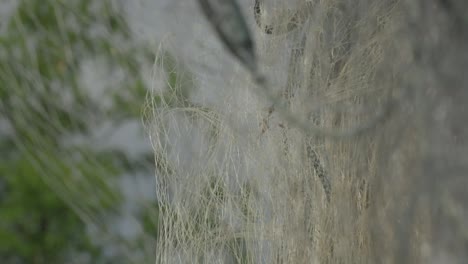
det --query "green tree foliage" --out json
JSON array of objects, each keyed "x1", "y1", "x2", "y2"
[
  {"x1": 0, "y1": 0, "x2": 155, "y2": 262},
  {"x1": 0, "y1": 156, "x2": 98, "y2": 263}
]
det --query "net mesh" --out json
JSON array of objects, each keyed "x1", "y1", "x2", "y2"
[{"x1": 146, "y1": 0, "x2": 468, "y2": 263}]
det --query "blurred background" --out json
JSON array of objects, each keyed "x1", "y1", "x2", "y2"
[{"x1": 0, "y1": 0, "x2": 168, "y2": 263}]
